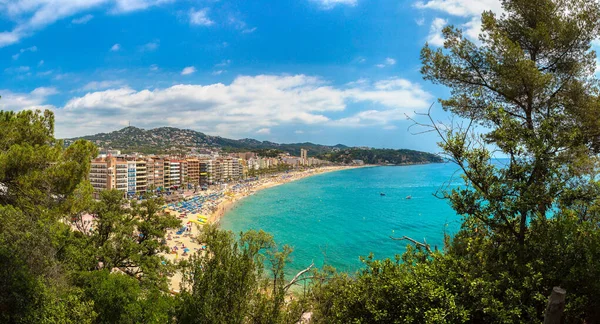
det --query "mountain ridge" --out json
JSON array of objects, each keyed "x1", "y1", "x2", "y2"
[
  {"x1": 65, "y1": 126, "x2": 443, "y2": 164},
  {"x1": 64, "y1": 126, "x2": 350, "y2": 156}
]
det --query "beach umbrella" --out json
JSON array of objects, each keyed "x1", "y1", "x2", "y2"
[{"x1": 183, "y1": 248, "x2": 190, "y2": 252}]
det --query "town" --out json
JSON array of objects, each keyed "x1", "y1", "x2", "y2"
[{"x1": 89, "y1": 148, "x2": 341, "y2": 198}]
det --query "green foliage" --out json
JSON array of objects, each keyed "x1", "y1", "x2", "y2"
[
  {"x1": 319, "y1": 148, "x2": 443, "y2": 165},
  {"x1": 308, "y1": 0, "x2": 600, "y2": 322},
  {"x1": 247, "y1": 164, "x2": 293, "y2": 177},
  {"x1": 177, "y1": 225, "x2": 302, "y2": 324},
  {"x1": 0, "y1": 110, "x2": 98, "y2": 323},
  {"x1": 309, "y1": 250, "x2": 469, "y2": 324},
  {"x1": 68, "y1": 125, "x2": 348, "y2": 156},
  {"x1": 251, "y1": 148, "x2": 285, "y2": 158}
]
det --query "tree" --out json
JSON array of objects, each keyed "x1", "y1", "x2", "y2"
[
  {"x1": 0, "y1": 109, "x2": 98, "y2": 323},
  {"x1": 309, "y1": 0, "x2": 600, "y2": 322},
  {"x1": 177, "y1": 225, "x2": 303, "y2": 324}
]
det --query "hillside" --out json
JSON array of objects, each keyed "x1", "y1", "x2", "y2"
[
  {"x1": 65, "y1": 126, "x2": 442, "y2": 164},
  {"x1": 64, "y1": 126, "x2": 348, "y2": 156},
  {"x1": 318, "y1": 148, "x2": 443, "y2": 165}
]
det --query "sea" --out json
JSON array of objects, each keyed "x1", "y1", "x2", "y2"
[{"x1": 219, "y1": 163, "x2": 464, "y2": 276}]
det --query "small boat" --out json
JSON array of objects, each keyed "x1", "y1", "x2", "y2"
[
  {"x1": 380, "y1": 193, "x2": 386, "y2": 196},
  {"x1": 406, "y1": 195, "x2": 412, "y2": 200}
]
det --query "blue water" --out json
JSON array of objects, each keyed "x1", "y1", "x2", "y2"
[{"x1": 220, "y1": 164, "x2": 463, "y2": 275}]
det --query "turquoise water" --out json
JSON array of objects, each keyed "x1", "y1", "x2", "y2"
[{"x1": 220, "y1": 164, "x2": 463, "y2": 275}]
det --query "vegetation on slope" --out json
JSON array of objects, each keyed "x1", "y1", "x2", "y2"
[
  {"x1": 318, "y1": 148, "x2": 443, "y2": 165},
  {"x1": 66, "y1": 126, "x2": 348, "y2": 156}
]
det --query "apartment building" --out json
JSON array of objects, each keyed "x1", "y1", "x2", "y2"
[
  {"x1": 199, "y1": 159, "x2": 214, "y2": 185},
  {"x1": 146, "y1": 157, "x2": 164, "y2": 189},
  {"x1": 127, "y1": 161, "x2": 137, "y2": 196},
  {"x1": 186, "y1": 159, "x2": 200, "y2": 186},
  {"x1": 89, "y1": 159, "x2": 110, "y2": 196},
  {"x1": 135, "y1": 159, "x2": 147, "y2": 193}
]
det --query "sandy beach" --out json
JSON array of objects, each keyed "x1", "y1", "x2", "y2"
[{"x1": 160, "y1": 165, "x2": 362, "y2": 291}]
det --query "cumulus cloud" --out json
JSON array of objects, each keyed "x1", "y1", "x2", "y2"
[
  {"x1": 72, "y1": 14, "x2": 94, "y2": 24},
  {"x1": 189, "y1": 8, "x2": 214, "y2": 26},
  {"x1": 0, "y1": 0, "x2": 171, "y2": 47},
  {"x1": 426, "y1": 18, "x2": 447, "y2": 47},
  {"x1": 311, "y1": 0, "x2": 358, "y2": 10},
  {"x1": 31, "y1": 87, "x2": 58, "y2": 97},
  {"x1": 6, "y1": 74, "x2": 433, "y2": 138},
  {"x1": 415, "y1": 0, "x2": 502, "y2": 17},
  {"x1": 256, "y1": 128, "x2": 271, "y2": 134},
  {"x1": 110, "y1": 43, "x2": 121, "y2": 51},
  {"x1": 415, "y1": 0, "x2": 503, "y2": 43},
  {"x1": 181, "y1": 66, "x2": 196, "y2": 75},
  {"x1": 0, "y1": 87, "x2": 56, "y2": 112},
  {"x1": 80, "y1": 80, "x2": 126, "y2": 91}
]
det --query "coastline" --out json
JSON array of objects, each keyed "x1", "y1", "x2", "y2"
[
  {"x1": 208, "y1": 165, "x2": 369, "y2": 225},
  {"x1": 160, "y1": 165, "x2": 368, "y2": 291}
]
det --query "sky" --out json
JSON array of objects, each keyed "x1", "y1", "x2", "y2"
[{"x1": 0, "y1": 0, "x2": 505, "y2": 152}]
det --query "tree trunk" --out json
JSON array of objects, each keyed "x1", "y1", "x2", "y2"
[{"x1": 544, "y1": 287, "x2": 566, "y2": 324}]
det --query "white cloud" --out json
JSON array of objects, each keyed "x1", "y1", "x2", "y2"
[
  {"x1": 72, "y1": 14, "x2": 94, "y2": 24},
  {"x1": 110, "y1": 43, "x2": 121, "y2": 51},
  {"x1": 227, "y1": 15, "x2": 256, "y2": 34},
  {"x1": 140, "y1": 41, "x2": 158, "y2": 52},
  {"x1": 150, "y1": 64, "x2": 159, "y2": 71},
  {"x1": 189, "y1": 8, "x2": 214, "y2": 26},
  {"x1": 181, "y1": 66, "x2": 196, "y2": 75},
  {"x1": 295, "y1": 130, "x2": 305, "y2": 134},
  {"x1": 212, "y1": 70, "x2": 225, "y2": 75},
  {"x1": 12, "y1": 45, "x2": 37, "y2": 60},
  {"x1": 4, "y1": 66, "x2": 30, "y2": 73},
  {"x1": 81, "y1": 80, "x2": 126, "y2": 91},
  {"x1": 0, "y1": 87, "x2": 56, "y2": 112},
  {"x1": 38, "y1": 59, "x2": 44, "y2": 66},
  {"x1": 415, "y1": 0, "x2": 502, "y2": 17},
  {"x1": 112, "y1": 0, "x2": 173, "y2": 13},
  {"x1": 416, "y1": 0, "x2": 503, "y2": 43},
  {"x1": 256, "y1": 128, "x2": 271, "y2": 134},
  {"x1": 45, "y1": 74, "x2": 432, "y2": 137},
  {"x1": 0, "y1": 0, "x2": 171, "y2": 47},
  {"x1": 311, "y1": 0, "x2": 358, "y2": 10},
  {"x1": 375, "y1": 57, "x2": 396, "y2": 68},
  {"x1": 215, "y1": 60, "x2": 231, "y2": 67},
  {"x1": 31, "y1": 86, "x2": 58, "y2": 97},
  {"x1": 3, "y1": 74, "x2": 433, "y2": 138},
  {"x1": 427, "y1": 18, "x2": 447, "y2": 47},
  {"x1": 415, "y1": 17, "x2": 425, "y2": 26}
]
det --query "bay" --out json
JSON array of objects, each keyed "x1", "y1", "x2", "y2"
[{"x1": 219, "y1": 164, "x2": 463, "y2": 275}]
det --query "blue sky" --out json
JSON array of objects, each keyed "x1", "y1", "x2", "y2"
[{"x1": 0, "y1": 0, "x2": 502, "y2": 153}]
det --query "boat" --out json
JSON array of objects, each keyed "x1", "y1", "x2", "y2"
[
  {"x1": 406, "y1": 195, "x2": 412, "y2": 200},
  {"x1": 380, "y1": 193, "x2": 386, "y2": 196}
]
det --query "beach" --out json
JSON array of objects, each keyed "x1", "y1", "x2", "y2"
[{"x1": 160, "y1": 165, "x2": 362, "y2": 290}]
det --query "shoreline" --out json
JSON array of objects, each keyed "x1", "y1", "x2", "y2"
[
  {"x1": 208, "y1": 165, "x2": 369, "y2": 225},
  {"x1": 159, "y1": 165, "x2": 368, "y2": 291}
]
